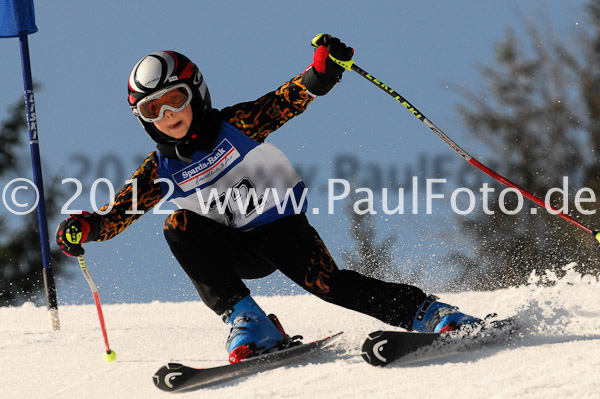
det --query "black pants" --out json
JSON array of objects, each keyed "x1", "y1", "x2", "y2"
[{"x1": 163, "y1": 210, "x2": 426, "y2": 330}]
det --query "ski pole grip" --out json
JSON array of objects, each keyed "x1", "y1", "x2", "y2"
[{"x1": 310, "y1": 33, "x2": 355, "y2": 71}]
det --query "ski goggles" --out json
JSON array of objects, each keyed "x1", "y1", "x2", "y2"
[{"x1": 134, "y1": 83, "x2": 193, "y2": 123}]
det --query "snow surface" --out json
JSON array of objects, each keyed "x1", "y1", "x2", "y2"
[{"x1": 2, "y1": 264, "x2": 599, "y2": 399}]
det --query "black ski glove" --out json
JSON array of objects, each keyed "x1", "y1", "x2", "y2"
[
  {"x1": 302, "y1": 34, "x2": 354, "y2": 96},
  {"x1": 56, "y1": 211, "x2": 97, "y2": 256}
]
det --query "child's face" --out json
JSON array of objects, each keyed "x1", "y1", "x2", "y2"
[{"x1": 153, "y1": 104, "x2": 193, "y2": 139}]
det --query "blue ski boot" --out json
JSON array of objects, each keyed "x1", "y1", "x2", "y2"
[
  {"x1": 222, "y1": 295, "x2": 287, "y2": 363},
  {"x1": 412, "y1": 295, "x2": 481, "y2": 333}
]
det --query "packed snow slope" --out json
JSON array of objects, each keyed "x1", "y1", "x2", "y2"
[{"x1": 2, "y1": 264, "x2": 599, "y2": 399}]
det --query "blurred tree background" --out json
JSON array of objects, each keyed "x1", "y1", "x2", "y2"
[
  {"x1": 345, "y1": 1, "x2": 600, "y2": 291},
  {"x1": 0, "y1": 96, "x2": 67, "y2": 306},
  {"x1": 342, "y1": 190, "x2": 397, "y2": 280},
  {"x1": 446, "y1": 1, "x2": 600, "y2": 289}
]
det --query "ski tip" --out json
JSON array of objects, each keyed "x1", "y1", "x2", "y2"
[
  {"x1": 152, "y1": 332, "x2": 344, "y2": 392},
  {"x1": 361, "y1": 331, "x2": 391, "y2": 367},
  {"x1": 360, "y1": 346, "x2": 388, "y2": 367},
  {"x1": 152, "y1": 363, "x2": 188, "y2": 391}
]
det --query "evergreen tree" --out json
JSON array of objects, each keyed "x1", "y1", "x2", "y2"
[{"x1": 450, "y1": 1, "x2": 600, "y2": 289}]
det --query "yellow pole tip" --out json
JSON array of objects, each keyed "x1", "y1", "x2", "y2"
[{"x1": 103, "y1": 350, "x2": 117, "y2": 362}]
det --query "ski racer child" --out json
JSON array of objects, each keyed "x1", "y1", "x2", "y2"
[{"x1": 56, "y1": 34, "x2": 479, "y2": 363}]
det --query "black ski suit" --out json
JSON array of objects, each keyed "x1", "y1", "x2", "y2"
[{"x1": 84, "y1": 73, "x2": 426, "y2": 329}]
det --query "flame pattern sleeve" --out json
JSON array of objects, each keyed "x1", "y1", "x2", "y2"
[
  {"x1": 220, "y1": 73, "x2": 315, "y2": 142},
  {"x1": 89, "y1": 152, "x2": 163, "y2": 242}
]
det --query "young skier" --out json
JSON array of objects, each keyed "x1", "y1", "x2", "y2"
[{"x1": 56, "y1": 34, "x2": 479, "y2": 363}]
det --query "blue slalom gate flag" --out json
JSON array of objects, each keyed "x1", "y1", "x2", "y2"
[{"x1": 0, "y1": 0, "x2": 38, "y2": 37}]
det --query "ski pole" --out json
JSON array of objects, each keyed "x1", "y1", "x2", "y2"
[
  {"x1": 311, "y1": 33, "x2": 600, "y2": 243},
  {"x1": 66, "y1": 225, "x2": 117, "y2": 362}
]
